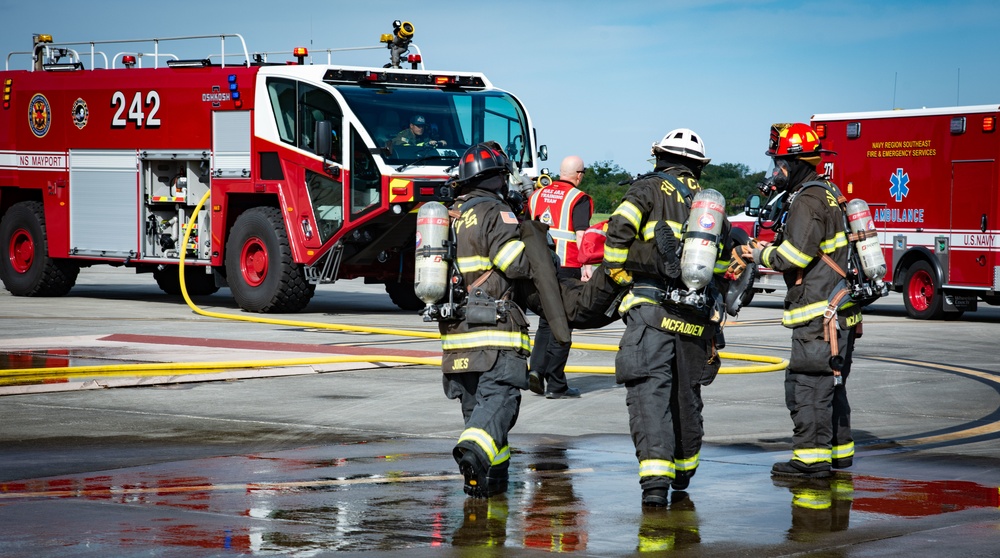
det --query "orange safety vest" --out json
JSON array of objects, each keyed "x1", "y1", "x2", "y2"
[{"x1": 528, "y1": 180, "x2": 592, "y2": 268}]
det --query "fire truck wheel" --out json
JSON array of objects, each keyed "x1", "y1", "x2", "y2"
[
  {"x1": 903, "y1": 260, "x2": 944, "y2": 320},
  {"x1": 385, "y1": 281, "x2": 425, "y2": 311},
  {"x1": 0, "y1": 201, "x2": 79, "y2": 297},
  {"x1": 153, "y1": 265, "x2": 220, "y2": 296},
  {"x1": 225, "y1": 207, "x2": 315, "y2": 313}
]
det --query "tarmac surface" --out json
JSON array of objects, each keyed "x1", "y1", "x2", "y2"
[{"x1": 2, "y1": 267, "x2": 1000, "y2": 557}]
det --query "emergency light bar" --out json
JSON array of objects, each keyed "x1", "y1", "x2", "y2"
[{"x1": 322, "y1": 68, "x2": 485, "y2": 89}]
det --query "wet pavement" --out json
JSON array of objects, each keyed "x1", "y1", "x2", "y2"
[
  {"x1": 2, "y1": 269, "x2": 1000, "y2": 556},
  {"x1": 3, "y1": 436, "x2": 1000, "y2": 557}
]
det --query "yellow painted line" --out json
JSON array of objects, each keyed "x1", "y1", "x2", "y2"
[{"x1": 866, "y1": 356, "x2": 1000, "y2": 447}]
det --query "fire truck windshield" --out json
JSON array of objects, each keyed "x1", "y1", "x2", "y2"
[{"x1": 335, "y1": 85, "x2": 532, "y2": 170}]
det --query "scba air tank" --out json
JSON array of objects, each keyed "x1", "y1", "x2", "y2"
[
  {"x1": 680, "y1": 189, "x2": 727, "y2": 291},
  {"x1": 845, "y1": 198, "x2": 887, "y2": 280},
  {"x1": 414, "y1": 201, "x2": 451, "y2": 305}
]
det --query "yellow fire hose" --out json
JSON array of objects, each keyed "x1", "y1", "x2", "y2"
[{"x1": 0, "y1": 191, "x2": 786, "y2": 385}]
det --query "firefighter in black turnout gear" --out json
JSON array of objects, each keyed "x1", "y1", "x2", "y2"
[
  {"x1": 436, "y1": 143, "x2": 680, "y2": 499},
  {"x1": 440, "y1": 142, "x2": 532, "y2": 498},
  {"x1": 602, "y1": 128, "x2": 735, "y2": 507},
  {"x1": 745, "y1": 123, "x2": 860, "y2": 478}
]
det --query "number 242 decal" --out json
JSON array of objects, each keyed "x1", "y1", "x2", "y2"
[{"x1": 111, "y1": 90, "x2": 161, "y2": 128}]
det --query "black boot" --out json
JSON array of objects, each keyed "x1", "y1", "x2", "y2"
[
  {"x1": 771, "y1": 460, "x2": 832, "y2": 479},
  {"x1": 642, "y1": 487, "x2": 669, "y2": 507}
]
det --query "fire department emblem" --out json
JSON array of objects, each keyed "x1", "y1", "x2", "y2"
[
  {"x1": 28, "y1": 93, "x2": 51, "y2": 138},
  {"x1": 72, "y1": 98, "x2": 89, "y2": 129}
]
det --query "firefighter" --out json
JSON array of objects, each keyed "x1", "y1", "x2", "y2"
[
  {"x1": 744, "y1": 122, "x2": 859, "y2": 478},
  {"x1": 526, "y1": 155, "x2": 593, "y2": 399},
  {"x1": 441, "y1": 142, "x2": 533, "y2": 499},
  {"x1": 602, "y1": 128, "x2": 734, "y2": 507}
]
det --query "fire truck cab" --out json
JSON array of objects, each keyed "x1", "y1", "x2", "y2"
[
  {"x1": 0, "y1": 28, "x2": 546, "y2": 312},
  {"x1": 812, "y1": 105, "x2": 1000, "y2": 319}
]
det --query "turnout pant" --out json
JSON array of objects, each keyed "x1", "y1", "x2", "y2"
[
  {"x1": 615, "y1": 305, "x2": 715, "y2": 490},
  {"x1": 786, "y1": 323, "x2": 857, "y2": 469},
  {"x1": 530, "y1": 266, "x2": 582, "y2": 394},
  {"x1": 444, "y1": 350, "x2": 526, "y2": 477}
]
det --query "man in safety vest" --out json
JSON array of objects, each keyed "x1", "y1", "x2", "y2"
[
  {"x1": 526, "y1": 155, "x2": 593, "y2": 399},
  {"x1": 744, "y1": 123, "x2": 860, "y2": 478},
  {"x1": 603, "y1": 128, "x2": 734, "y2": 507}
]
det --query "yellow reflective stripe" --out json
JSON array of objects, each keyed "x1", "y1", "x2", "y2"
[
  {"x1": 793, "y1": 489, "x2": 832, "y2": 510},
  {"x1": 641, "y1": 220, "x2": 682, "y2": 242},
  {"x1": 492, "y1": 445, "x2": 510, "y2": 466},
  {"x1": 612, "y1": 200, "x2": 642, "y2": 231},
  {"x1": 674, "y1": 452, "x2": 699, "y2": 473},
  {"x1": 604, "y1": 245, "x2": 629, "y2": 265},
  {"x1": 832, "y1": 441, "x2": 855, "y2": 459},
  {"x1": 457, "y1": 255, "x2": 492, "y2": 273},
  {"x1": 493, "y1": 239, "x2": 525, "y2": 272},
  {"x1": 793, "y1": 448, "x2": 832, "y2": 464},
  {"x1": 441, "y1": 330, "x2": 531, "y2": 351},
  {"x1": 775, "y1": 240, "x2": 812, "y2": 268},
  {"x1": 820, "y1": 231, "x2": 848, "y2": 253},
  {"x1": 831, "y1": 479, "x2": 855, "y2": 500},
  {"x1": 782, "y1": 300, "x2": 829, "y2": 326},
  {"x1": 458, "y1": 427, "x2": 499, "y2": 463},
  {"x1": 619, "y1": 292, "x2": 659, "y2": 312},
  {"x1": 638, "y1": 459, "x2": 676, "y2": 478},
  {"x1": 714, "y1": 257, "x2": 729, "y2": 274}
]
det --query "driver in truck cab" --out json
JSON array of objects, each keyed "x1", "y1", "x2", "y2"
[{"x1": 393, "y1": 114, "x2": 447, "y2": 148}]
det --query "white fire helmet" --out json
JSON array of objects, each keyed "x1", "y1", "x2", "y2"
[{"x1": 651, "y1": 128, "x2": 710, "y2": 164}]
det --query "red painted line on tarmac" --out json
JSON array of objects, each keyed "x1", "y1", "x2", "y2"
[{"x1": 100, "y1": 334, "x2": 441, "y2": 359}]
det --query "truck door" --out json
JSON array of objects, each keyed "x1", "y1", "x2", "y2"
[
  {"x1": 949, "y1": 160, "x2": 995, "y2": 287},
  {"x1": 266, "y1": 78, "x2": 345, "y2": 243}
]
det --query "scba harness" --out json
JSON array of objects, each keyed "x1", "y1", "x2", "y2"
[{"x1": 792, "y1": 180, "x2": 889, "y2": 372}]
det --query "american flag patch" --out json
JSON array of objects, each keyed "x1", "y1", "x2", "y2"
[{"x1": 500, "y1": 211, "x2": 518, "y2": 224}]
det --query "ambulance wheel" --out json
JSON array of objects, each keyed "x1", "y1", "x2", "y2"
[
  {"x1": 0, "y1": 201, "x2": 79, "y2": 296},
  {"x1": 903, "y1": 260, "x2": 944, "y2": 320},
  {"x1": 153, "y1": 265, "x2": 219, "y2": 296},
  {"x1": 225, "y1": 207, "x2": 315, "y2": 313},
  {"x1": 385, "y1": 281, "x2": 424, "y2": 311}
]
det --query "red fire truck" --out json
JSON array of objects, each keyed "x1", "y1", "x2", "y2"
[
  {"x1": 811, "y1": 105, "x2": 1000, "y2": 319},
  {"x1": 0, "y1": 27, "x2": 547, "y2": 312}
]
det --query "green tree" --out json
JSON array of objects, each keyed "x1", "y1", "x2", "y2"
[
  {"x1": 699, "y1": 162, "x2": 765, "y2": 214},
  {"x1": 572, "y1": 160, "x2": 634, "y2": 214}
]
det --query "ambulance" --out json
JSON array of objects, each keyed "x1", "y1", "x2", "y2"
[
  {"x1": 812, "y1": 105, "x2": 1000, "y2": 319},
  {"x1": 0, "y1": 25, "x2": 546, "y2": 312}
]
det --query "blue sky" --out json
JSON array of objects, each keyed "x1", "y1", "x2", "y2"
[{"x1": 3, "y1": 0, "x2": 999, "y2": 175}]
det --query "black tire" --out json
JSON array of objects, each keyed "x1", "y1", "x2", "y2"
[
  {"x1": 0, "y1": 201, "x2": 79, "y2": 296},
  {"x1": 385, "y1": 281, "x2": 425, "y2": 311},
  {"x1": 153, "y1": 265, "x2": 220, "y2": 296},
  {"x1": 225, "y1": 207, "x2": 314, "y2": 313},
  {"x1": 902, "y1": 260, "x2": 944, "y2": 320}
]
